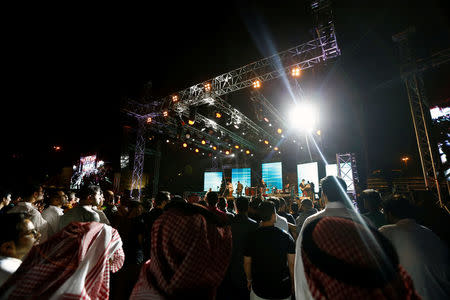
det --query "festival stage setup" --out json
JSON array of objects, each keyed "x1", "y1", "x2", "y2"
[{"x1": 121, "y1": 0, "x2": 449, "y2": 212}]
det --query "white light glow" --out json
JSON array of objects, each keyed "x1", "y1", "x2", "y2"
[{"x1": 288, "y1": 103, "x2": 317, "y2": 132}]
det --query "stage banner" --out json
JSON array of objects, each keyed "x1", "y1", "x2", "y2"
[
  {"x1": 204, "y1": 172, "x2": 223, "y2": 192},
  {"x1": 325, "y1": 164, "x2": 338, "y2": 177},
  {"x1": 262, "y1": 162, "x2": 283, "y2": 191},
  {"x1": 297, "y1": 162, "x2": 319, "y2": 195},
  {"x1": 232, "y1": 168, "x2": 251, "y2": 195}
]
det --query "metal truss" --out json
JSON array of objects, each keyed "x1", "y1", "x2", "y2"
[
  {"x1": 250, "y1": 90, "x2": 289, "y2": 129},
  {"x1": 393, "y1": 28, "x2": 446, "y2": 209},
  {"x1": 130, "y1": 118, "x2": 146, "y2": 199},
  {"x1": 125, "y1": 23, "x2": 339, "y2": 117},
  {"x1": 336, "y1": 153, "x2": 359, "y2": 199}
]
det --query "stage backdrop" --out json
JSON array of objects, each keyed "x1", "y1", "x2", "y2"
[
  {"x1": 262, "y1": 162, "x2": 283, "y2": 191},
  {"x1": 231, "y1": 168, "x2": 251, "y2": 195},
  {"x1": 297, "y1": 162, "x2": 319, "y2": 195},
  {"x1": 326, "y1": 164, "x2": 338, "y2": 177},
  {"x1": 204, "y1": 172, "x2": 223, "y2": 192}
]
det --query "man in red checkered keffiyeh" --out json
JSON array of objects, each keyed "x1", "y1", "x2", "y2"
[
  {"x1": 0, "y1": 221, "x2": 124, "y2": 299},
  {"x1": 299, "y1": 216, "x2": 420, "y2": 300},
  {"x1": 130, "y1": 201, "x2": 232, "y2": 300}
]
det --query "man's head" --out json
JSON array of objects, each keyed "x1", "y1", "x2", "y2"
[
  {"x1": 235, "y1": 197, "x2": 250, "y2": 214},
  {"x1": 206, "y1": 191, "x2": 219, "y2": 207},
  {"x1": 279, "y1": 198, "x2": 287, "y2": 212},
  {"x1": 1, "y1": 191, "x2": 12, "y2": 206},
  {"x1": 237, "y1": 181, "x2": 240, "y2": 184},
  {"x1": 226, "y1": 198, "x2": 235, "y2": 211},
  {"x1": 154, "y1": 191, "x2": 170, "y2": 208},
  {"x1": 217, "y1": 197, "x2": 227, "y2": 212},
  {"x1": 302, "y1": 179, "x2": 305, "y2": 183},
  {"x1": 78, "y1": 185, "x2": 102, "y2": 206},
  {"x1": 291, "y1": 202, "x2": 298, "y2": 214},
  {"x1": 104, "y1": 190, "x2": 115, "y2": 206},
  {"x1": 22, "y1": 184, "x2": 44, "y2": 204},
  {"x1": 0, "y1": 213, "x2": 40, "y2": 260},
  {"x1": 258, "y1": 201, "x2": 276, "y2": 224},
  {"x1": 382, "y1": 194, "x2": 416, "y2": 224},
  {"x1": 269, "y1": 197, "x2": 280, "y2": 212},
  {"x1": 301, "y1": 198, "x2": 313, "y2": 210},
  {"x1": 48, "y1": 190, "x2": 67, "y2": 207},
  {"x1": 320, "y1": 176, "x2": 347, "y2": 203},
  {"x1": 361, "y1": 189, "x2": 382, "y2": 212}
]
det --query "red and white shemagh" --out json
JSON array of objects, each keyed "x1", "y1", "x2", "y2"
[
  {"x1": 130, "y1": 204, "x2": 232, "y2": 300},
  {"x1": 301, "y1": 217, "x2": 421, "y2": 300},
  {"x1": 0, "y1": 222, "x2": 124, "y2": 300}
]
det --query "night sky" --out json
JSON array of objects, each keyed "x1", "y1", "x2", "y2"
[{"x1": 1, "y1": 0, "x2": 449, "y2": 188}]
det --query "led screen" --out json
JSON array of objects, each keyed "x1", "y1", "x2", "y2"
[
  {"x1": 430, "y1": 105, "x2": 449, "y2": 181},
  {"x1": 262, "y1": 162, "x2": 283, "y2": 191},
  {"x1": 204, "y1": 172, "x2": 223, "y2": 192},
  {"x1": 297, "y1": 162, "x2": 319, "y2": 195},
  {"x1": 326, "y1": 164, "x2": 338, "y2": 177},
  {"x1": 232, "y1": 168, "x2": 251, "y2": 195}
]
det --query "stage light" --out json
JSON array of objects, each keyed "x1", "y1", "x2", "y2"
[
  {"x1": 277, "y1": 128, "x2": 282, "y2": 134},
  {"x1": 53, "y1": 145, "x2": 61, "y2": 151},
  {"x1": 215, "y1": 112, "x2": 222, "y2": 118},
  {"x1": 291, "y1": 67, "x2": 301, "y2": 77},
  {"x1": 201, "y1": 140, "x2": 206, "y2": 145},
  {"x1": 225, "y1": 150, "x2": 230, "y2": 155},
  {"x1": 146, "y1": 117, "x2": 152, "y2": 124},
  {"x1": 263, "y1": 117, "x2": 269, "y2": 123},
  {"x1": 188, "y1": 120, "x2": 195, "y2": 125},
  {"x1": 234, "y1": 124, "x2": 239, "y2": 129},
  {"x1": 185, "y1": 133, "x2": 191, "y2": 139},
  {"x1": 213, "y1": 146, "x2": 217, "y2": 150},
  {"x1": 195, "y1": 148, "x2": 199, "y2": 153},
  {"x1": 253, "y1": 80, "x2": 261, "y2": 89},
  {"x1": 235, "y1": 145, "x2": 239, "y2": 149},
  {"x1": 204, "y1": 82, "x2": 211, "y2": 92},
  {"x1": 316, "y1": 130, "x2": 321, "y2": 136},
  {"x1": 289, "y1": 103, "x2": 316, "y2": 132},
  {"x1": 163, "y1": 110, "x2": 169, "y2": 117},
  {"x1": 264, "y1": 140, "x2": 269, "y2": 145},
  {"x1": 246, "y1": 150, "x2": 250, "y2": 154},
  {"x1": 274, "y1": 147, "x2": 279, "y2": 151},
  {"x1": 182, "y1": 143, "x2": 187, "y2": 148},
  {"x1": 166, "y1": 139, "x2": 170, "y2": 143},
  {"x1": 172, "y1": 95, "x2": 178, "y2": 102}
]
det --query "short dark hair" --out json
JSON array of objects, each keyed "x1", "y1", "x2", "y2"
[
  {"x1": 206, "y1": 191, "x2": 218, "y2": 206},
  {"x1": 279, "y1": 198, "x2": 287, "y2": 208},
  {"x1": 236, "y1": 197, "x2": 250, "y2": 213},
  {"x1": 0, "y1": 213, "x2": 27, "y2": 245},
  {"x1": 22, "y1": 184, "x2": 42, "y2": 199},
  {"x1": 291, "y1": 202, "x2": 299, "y2": 213},
  {"x1": 218, "y1": 197, "x2": 227, "y2": 211},
  {"x1": 154, "y1": 191, "x2": 170, "y2": 206},
  {"x1": 301, "y1": 198, "x2": 313, "y2": 209},
  {"x1": 360, "y1": 189, "x2": 382, "y2": 210},
  {"x1": 382, "y1": 194, "x2": 416, "y2": 220},
  {"x1": 258, "y1": 201, "x2": 275, "y2": 222},
  {"x1": 320, "y1": 176, "x2": 347, "y2": 203},
  {"x1": 198, "y1": 200, "x2": 207, "y2": 207},
  {"x1": 78, "y1": 185, "x2": 101, "y2": 200},
  {"x1": 269, "y1": 197, "x2": 280, "y2": 211},
  {"x1": 249, "y1": 197, "x2": 262, "y2": 209}
]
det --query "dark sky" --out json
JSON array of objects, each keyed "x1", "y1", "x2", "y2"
[{"x1": 1, "y1": 0, "x2": 449, "y2": 185}]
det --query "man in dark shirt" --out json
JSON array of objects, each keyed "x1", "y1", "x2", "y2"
[
  {"x1": 142, "y1": 191, "x2": 170, "y2": 260},
  {"x1": 278, "y1": 197, "x2": 296, "y2": 224},
  {"x1": 205, "y1": 192, "x2": 229, "y2": 223},
  {"x1": 244, "y1": 201, "x2": 295, "y2": 300},
  {"x1": 227, "y1": 197, "x2": 258, "y2": 300}
]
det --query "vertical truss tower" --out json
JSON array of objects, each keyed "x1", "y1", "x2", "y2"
[{"x1": 336, "y1": 153, "x2": 359, "y2": 200}]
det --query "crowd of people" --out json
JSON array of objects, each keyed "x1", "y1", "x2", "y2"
[{"x1": 0, "y1": 175, "x2": 449, "y2": 299}]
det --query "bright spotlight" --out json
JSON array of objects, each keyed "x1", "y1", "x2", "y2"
[{"x1": 288, "y1": 103, "x2": 316, "y2": 132}]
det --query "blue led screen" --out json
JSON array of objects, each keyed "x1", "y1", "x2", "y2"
[
  {"x1": 204, "y1": 172, "x2": 223, "y2": 192},
  {"x1": 262, "y1": 162, "x2": 283, "y2": 191},
  {"x1": 231, "y1": 168, "x2": 251, "y2": 195}
]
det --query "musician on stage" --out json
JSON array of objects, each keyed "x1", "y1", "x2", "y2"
[
  {"x1": 226, "y1": 181, "x2": 234, "y2": 197},
  {"x1": 236, "y1": 181, "x2": 243, "y2": 197},
  {"x1": 299, "y1": 179, "x2": 307, "y2": 197},
  {"x1": 260, "y1": 179, "x2": 267, "y2": 196}
]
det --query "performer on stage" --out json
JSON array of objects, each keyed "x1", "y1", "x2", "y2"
[
  {"x1": 226, "y1": 181, "x2": 233, "y2": 197},
  {"x1": 260, "y1": 179, "x2": 267, "y2": 195},
  {"x1": 236, "y1": 181, "x2": 243, "y2": 197},
  {"x1": 299, "y1": 179, "x2": 307, "y2": 197}
]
